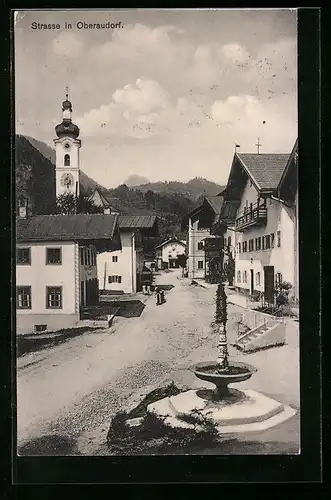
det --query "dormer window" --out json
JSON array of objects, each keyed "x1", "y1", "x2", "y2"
[
  {"x1": 64, "y1": 143, "x2": 70, "y2": 149},
  {"x1": 64, "y1": 154, "x2": 70, "y2": 166}
]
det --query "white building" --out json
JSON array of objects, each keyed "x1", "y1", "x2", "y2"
[
  {"x1": 183, "y1": 195, "x2": 225, "y2": 279},
  {"x1": 155, "y1": 238, "x2": 186, "y2": 269},
  {"x1": 218, "y1": 140, "x2": 298, "y2": 303},
  {"x1": 97, "y1": 215, "x2": 159, "y2": 294},
  {"x1": 16, "y1": 214, "x2": 121, "y2": 334}
]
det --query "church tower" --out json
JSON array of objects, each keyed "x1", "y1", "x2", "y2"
[{"x1": 54, "y1": 91, "x2": 81, "y2": 198}]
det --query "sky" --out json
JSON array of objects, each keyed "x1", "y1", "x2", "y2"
[{"x1": 14, "y1": 9, "x2": 298, "y2": 188}]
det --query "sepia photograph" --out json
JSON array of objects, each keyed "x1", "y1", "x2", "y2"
[{"x1": 14, "y1": 8, "x2": 299, "y2": 457}]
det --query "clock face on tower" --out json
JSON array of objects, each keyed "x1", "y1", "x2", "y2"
[{"x1": 61, "y1": 173, "x2": 74, "y2": 189}]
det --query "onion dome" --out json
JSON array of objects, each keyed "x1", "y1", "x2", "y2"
[
  {"x1": 62, "y1": 97, "x2": 72, "y2": 112},
  {"x1": 55, "y1": 120, "x2": 80, "y2": 139},
  {"x1": 55, "y1": 92, "x2": 80, "y2": 139}
]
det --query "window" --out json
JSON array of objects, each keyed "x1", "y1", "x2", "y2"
[
  {"x1": 46, "y1": 286, "x2": 62, "y2": 309},
  {"x1": 64, "y1": 154, "x2": 70, "y2": 166},
  {"x1": 34, "y1": 324, "x2": 47, "y2": 333},
  {"x1": 108, "y1": 275, "x2": 122, "y2": 284},
  {"x1": 46, "y1": 248, "x2": 62, "y2": 265},
  {"x1": 198, "y1": 260, "x2": 204, "y2": 269},
  {"x1": 197, "y1": 242, "x2": 204, "y2": 250},
  {"x1": 277, "y1": 230, "x2": 281, "y2": 247},
  {"x1": 16, "y1": 286, "x2": 31, "y2": 309},
  {"x1": 237, "y1": 242, "x2": 241, "y2": 254},
  {"x1": 112, "y1": 255, "x2": 118, "y2": 263},
  {"x1": 255, "y1": 237, "x2": 261, "y2": 251},
  {"x1": 227, "y1": 236, "x2": 231, "y2": 248},
  {"x1": 265, "y1": 235, "x2": 271, "y2": 249},
  {"x1": 16, "y1": 247, "x2": 31, "y2": 265},
  {"x1": 243, "y1": 271, "x2": 247, "y2": 283},
  {"x1": 256, "y1": 272, "x2": 261, "y2": 286},
  {"x1": 249, "y1": 239, "x2": 254, "y2": 252},
  {"x1": 237, "y1": 271, "x2": 241, "y2": 283},
  {"x1": 224, "y1": 237, "x2": 227, "y2": 247},
  {"x1": 242, "y1": 241, "x2": 247, "y2": 253},
  {"x1": 271, "y1": 233, "x2": 275, "y2": 248},
  {"x1": 262, "y1": 236, "x2": 266, "y2": 250}
]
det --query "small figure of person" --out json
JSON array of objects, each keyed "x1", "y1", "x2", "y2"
[
  {"x1": 155, "y1": 286, "x2": 161, "y2": 305},
  {"x1": 146, "y1": 283, "x2": 151, "y2": 295}
]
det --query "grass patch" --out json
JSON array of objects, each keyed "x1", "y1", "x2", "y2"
[{"x1": 106, "y1": 383, "x2": 221, "y2": 455}]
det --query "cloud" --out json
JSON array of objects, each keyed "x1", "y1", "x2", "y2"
[
  {"x1": 220, "y1": 43, "x2": 250, "y2": 64},
  {"x1": 52, "y1": 32, "x2": 84, "y2": 57},
  {"x1": 112, "y1": 78, "x2": 170, "y2": 114}
]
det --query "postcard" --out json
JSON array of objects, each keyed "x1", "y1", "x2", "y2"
[{"x1": 14, "y1": 8, "x2": 300, "y2": 458}]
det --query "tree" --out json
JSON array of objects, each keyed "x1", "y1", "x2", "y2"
[
  {"x1": 226, "y1": 253, "x2": 235, "y2": 286},
  {"x1": 54, "y1": 192, "x2": 103, "y2": 215},
  {"x1": 177, "y1": 254, "x2": 188, "y2": 277}
]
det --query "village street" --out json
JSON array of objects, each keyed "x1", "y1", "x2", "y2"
[{"x1": 17, "y1": 268, "x2": 300, "y2": 455}]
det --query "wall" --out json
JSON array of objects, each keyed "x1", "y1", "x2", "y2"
[
  {"x1": 97, "y1": 230, "x2": 134, "y2": 293},
  {"x1": 187, "y1": 216, "x2": 210, "y2": 279},
  {"x1": 234, "y1": 179, "x2": 296, "y2": 294},
  {"x1": 16, "y1": 241, "x2": 79, "y2": 334},
  {"x1": 161, "y1": 241, "x2": 186, "y2": 264}
]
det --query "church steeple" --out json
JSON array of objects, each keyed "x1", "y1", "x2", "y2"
[{"x1": 54, "y1": 88, "x2": 81, "y2": 199}]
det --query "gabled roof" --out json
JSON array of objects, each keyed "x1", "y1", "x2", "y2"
[
  {"x1": 88, "y1": 189, "x2": 121, "y2": 210},
  {"x1": 277, "y1": 139, "x2": 298, "y2": 190},
  {"x1": 205, "y1": 196, "x2": 224, "y2": 214},
  {"x1": 16, "y1": 214, "x2": 119, "y2": 242},
  {"x1": 236, "y1": 153, "x2": 290, "y2": 191},
  {"x1": 155, "y1": 238, "x2": 186, "y2": 250},
  {"x1": 118, "y1": 215, "x2": 157, "y2": 229}
]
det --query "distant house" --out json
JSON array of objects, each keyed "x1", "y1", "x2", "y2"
[
  {"x1": 87, "y1": 188, "x2": 121, "y2": 215},
  {"x1": 155, "y1": 238, "x2": 186, "y2": 270},
  {"x1": 182, "y1": 195, "x2": 229, "y2": 280},
  {"x1": 98, "y1": 215, "x2": 159, "y2": 294},
  {"x1": 16, "y1": 214, "x2": 121, "y2": 334},
  {"x1": 213, "y1": 140, "x2": 298, "y2": 303}
]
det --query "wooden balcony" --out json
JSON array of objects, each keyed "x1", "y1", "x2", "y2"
[{"x1": 235, "y1": 206, "x2": 267, "y2": 231}]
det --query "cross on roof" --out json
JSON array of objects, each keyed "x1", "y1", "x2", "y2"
[{"x1": 255, "y1": 137, "x2": 262, "y2": 154}]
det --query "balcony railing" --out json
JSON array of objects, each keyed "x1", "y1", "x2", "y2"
[{"x1": 235, "y1": 204, "x2": 267, "y2": 231}]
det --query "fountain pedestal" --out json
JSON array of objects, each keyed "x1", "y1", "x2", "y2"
[{"x1": 147, "y1": 361, "x2": 296, "y2": 434}]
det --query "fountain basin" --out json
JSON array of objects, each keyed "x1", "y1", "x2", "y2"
[{"x1": 193, "y1": 361, "x2": 257, "y2": 398}]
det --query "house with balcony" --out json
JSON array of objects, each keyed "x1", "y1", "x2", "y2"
[
  {"x1": 16, "y1": 213, "x2": 121, "y2": 334},
  {"x1": 155, "y1": 238, "x2": 186, "y2": 270},
  {"x1": 182, "y1": 195, "x2": 226, "y2": 280},
  {"x1": 213, "y1": 140, "x2": 298, "y2": 304},
  {"x1": 97, "y1": 215, "x2": 159, "y2": 294}
]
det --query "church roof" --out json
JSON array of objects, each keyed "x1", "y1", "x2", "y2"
[
  {"x1": 55, "y1": 120, "x2": 80, "y2": 139},
  {"x1": 16, "y1": 214, "x2": 119, "y2": 242},
  {"x1": 235, "y1": 153, "x2": 290, "y2": 191}
]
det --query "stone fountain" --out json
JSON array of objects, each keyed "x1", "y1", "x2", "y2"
[{"x1": 147, "y1": 283, "x2": 297, "y2": 434}]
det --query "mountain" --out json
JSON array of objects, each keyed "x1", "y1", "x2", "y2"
[
  {"x1": 15, "y1": 135, "x2": 56, "y2": 215},
  {"x1": 133, "y1": 177, "x2": 226, "y2": 201},
  {"x1": 23, "y1": 135, "x2": 106, "y2": 194},
  {"x1": 123, "y1": 174, "x2": 150, "y2": 187}
]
